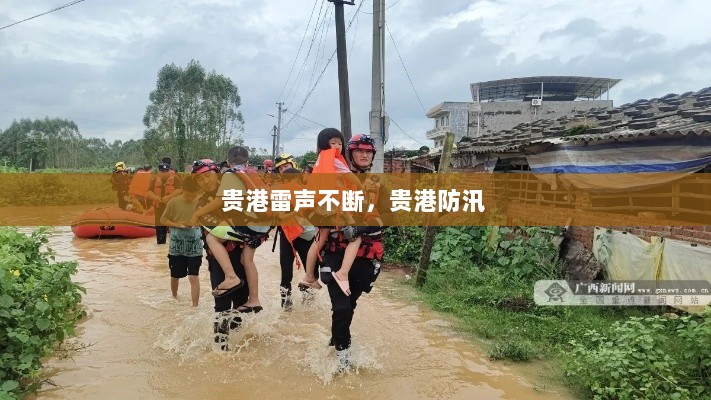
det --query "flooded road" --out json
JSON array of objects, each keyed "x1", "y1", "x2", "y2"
[{"x1": 32, "y1": 225, "x2": 575, "y2": 400}]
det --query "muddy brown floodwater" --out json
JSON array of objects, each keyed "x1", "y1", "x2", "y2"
[{"x1": 28, "y1": 224, "x2": 576, "y2": 400}]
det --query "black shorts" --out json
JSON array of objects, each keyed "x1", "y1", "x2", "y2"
[{"x1": 168, "y1": 255, "x2": 202, "y2": 278}]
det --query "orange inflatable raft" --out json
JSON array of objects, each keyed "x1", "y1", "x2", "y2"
[{"x1": 71, "y1": 207, "x2": 156, "y2": 238}]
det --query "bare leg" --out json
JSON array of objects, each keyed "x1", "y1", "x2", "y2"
[
  {"x1": 188, "y1": 275, "x2": 200, "y2": 307},
  {"x1": 171, "y1": 277, "x2": 179, "y2": 298},
  {"x1": 205, "y1": 233, "x2": 241, "y2": 294},
  {"x1": 240, "y1": 246, "x2": 261, "y2": 308},
  {"x1": 301, "y1": 228, "x2": 329, "y2": 288},
  {"x1": 333, "y1": 237, "x2": 361, "y2": 296}
]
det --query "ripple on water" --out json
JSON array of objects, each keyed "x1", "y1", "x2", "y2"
[{"x1": 31, "y1": 225, "x2": 575, "y2": 400}]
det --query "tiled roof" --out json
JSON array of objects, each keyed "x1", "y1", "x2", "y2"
[{"x1": 456, "y1": 87, "x2": 711, "y2": 154}]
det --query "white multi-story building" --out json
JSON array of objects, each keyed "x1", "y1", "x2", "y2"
[{"x1": 425, "y1": 76, "x2": 621, "y2": 149}]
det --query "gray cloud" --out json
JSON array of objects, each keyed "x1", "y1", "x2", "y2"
[
  {"x1": 1, "y1": 0, "x2": 710, "y2": 155},
  {"x1": 598, "y1": 27, "x2": 666, "y2": 55},
  {"x1": 540, "y1": 18, "x2": 600, "y2": 41}
]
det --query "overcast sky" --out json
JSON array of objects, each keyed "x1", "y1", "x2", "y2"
[{"x1": 1, "y1": 0, "x2": 710, "y2": 156}]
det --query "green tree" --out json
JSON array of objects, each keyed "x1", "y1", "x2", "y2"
[
  {"x1": 0, "y1": 118, "x2": 82, "y2": 169},
  {"x1": 143, "y1": 60, "x2": 245, "y2": 163},
  {"x1": 297, "y1": 151, "x2": 317, "y2": 168},
  {"x1": 175, "y1": 108, "x2": 186, "y2": 168}
]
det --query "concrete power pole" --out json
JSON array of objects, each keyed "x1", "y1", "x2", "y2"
[
  {"x1": 328, "y1": 0, "x2": 354, "y2": 143},
  {"x1": 369, "y1": 0, "x2": 389, "y2": 172},
  {"x1": 276, "y1": 102, "x2": 285, "y2": 155},
  {"x1": 271, "y1": 125, "x2": 277, "y2": 160}
]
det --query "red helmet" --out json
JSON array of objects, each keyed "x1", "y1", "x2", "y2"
[
  {"x1": 191, "y1": 159, "x2": 220, "y2": 174},
  {"x1": 263, "y1": 159, "x2": 274, "y2": 168},
  {"x1": 348, "y1": 134, "x2": 376, "y2": 156}
]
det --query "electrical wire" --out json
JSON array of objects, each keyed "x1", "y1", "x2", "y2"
[
  {"x1": 284, "y1": 110, "x2": 327, "y2": 127},
  {"x1": 281, "y1": 0, "x2": 365, "y2": 133},
  {"x1": 359, "y1": 0, "x2": 400, "y2": 15},
  {"x1": 307, "y1": 5, "x2": 333, "y2": 89},
  {"x1": 0, "y1": 0, "x2": 87, "y2": 30},
  {"x1": 386, "y1": 21, "x2": 428, "y2": 114},
  {"x1": 277, "y1": 0, "x2": 321, "y2": 102},
  {"x1": 387, "y1": 114, "x2": 427, "y2": 146},
  {"x1": 282, "y1": 0, "x2": 328, "y2": 106}
]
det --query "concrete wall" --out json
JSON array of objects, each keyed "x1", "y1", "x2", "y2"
[
  {"x1": 428, "y1": 102, "x2": 473, "y2": 147},
  {"x1": 468, "y1": 100, "x2": 613, "y2": 137}
]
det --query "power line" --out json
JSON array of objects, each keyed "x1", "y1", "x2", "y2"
[
  {"x1": 0, "y1": 0, "x2": 87, "y2": 30},
  {"x1": 277, "y1": 0, "x2": 321, "y2": 102},
  {"x1": 282, "y1": 0, "x2": 328, "y2": 107},
  {"x1": 282, "y1": 0, "x2": 365, "y2": 134},
  {"x1": 387, "y1": 114, "x2": 427, "y2": 147},
  {"x1": 385, "y1": 21, "x2": 427, "y2": 114},
  {"x1": 284, "y1": 110, "x2": 327, "y2": 128},
  {"x1": 307, "y1": 5, "x2": 333, "y2": 89},
  {"x1": 359, "y1": 0, "x2": 400, "y2": 14},
  {"x1": 348, "y1": 1, "x2": 360, "y2": 59}
]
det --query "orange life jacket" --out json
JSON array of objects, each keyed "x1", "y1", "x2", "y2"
[
  {"x1": 152, "y1": 172, "x2": 176, "y2": 207},
  {"x1": 307, "y1": 149, "x2": 361, "y2": 225},
  {"x1": 312, "y1": 148, "x2": 348, "y2": 174},
  {"x1": 128, "y1": 170, "x2": 151, "y2": 197},
  {"x1": 272, "y1": 179, "x2": 311, "y2": 269}
]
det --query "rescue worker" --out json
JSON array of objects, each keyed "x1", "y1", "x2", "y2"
[
  {"x1": 272, "y1": 166, "x2": 316, "y2": 310},
  {"x1": 321, "y1": 134, "x2": 386, "y2": 372},
  {"x1": 274, "y1": 153, "x2": 298, "y2": 173},
  {"x1": 111, "y1": 162, "x2": 131, "y2": 210},
  {"x1": 191, "y1": 159, "x2": 249, "y2": 351},
  {"x1": 147, "y1": 163, "x2": 182, "y2": 245},
  {"x1": 127, "y1": 164, "x2": 152, "y2": 212}
]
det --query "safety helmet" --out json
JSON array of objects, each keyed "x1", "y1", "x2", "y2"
[
  {"x1": 114, "y1": 161, "x2": 126, "y2": 171},
  {"x1": 263, "y1": 159, "x2": 274, "y2": 168},
  {"x1": 191, "y1": 159, "x2": 220, "y2": 174},
  {"x1": 347, "y1": 134, "x2": 376, "y2": 157},
  {"x1": 274, "y1": 153, "x2": 297, "y2": 170}
]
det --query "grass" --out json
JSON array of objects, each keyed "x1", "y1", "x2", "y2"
[{"x1": 416, "y1": 263, "x2": 657, "y2": 363}]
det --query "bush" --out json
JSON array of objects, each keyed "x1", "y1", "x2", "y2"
[
  {"x1": 429, "y1": 226, "x2": 562, "y2": 284},
  {"x1": 564, "y1": 311, "x2": 711, "y2": 400},
  {"x1": 0, "y1": 227, "x2": 84, "y2": 399},
  {"x1": 383, "y1": 226, "x2": 425, "y2": 266}
]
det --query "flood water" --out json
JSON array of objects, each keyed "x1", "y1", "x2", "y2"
[{"x1": 25, "y1": 221, "x2": 575, "y2": 400}]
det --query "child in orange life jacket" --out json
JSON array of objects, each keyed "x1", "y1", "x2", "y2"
[
  {"x1": 191, "y1": 146, "x2": 271, "y2": 312},
  {"x1": 299, "y1": 128, "x2": 363, "y2": 296}
]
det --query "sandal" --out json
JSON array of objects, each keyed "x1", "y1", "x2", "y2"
[
  {"x1": 298, "y1": 279, "x2": 322, "y2": 290},
  {"x1": 212, "y1": 279, "x2": 245, "y2": 298},
  {"x1": 332, "y1": 272, "x2": 351, "y2": 296}
]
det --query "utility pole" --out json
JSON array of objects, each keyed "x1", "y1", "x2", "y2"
[
  {"x1": 276, "y1": 102, "x2": 285, "y2": 156},
  {"x1": 369, "y1": 0, "x2": 388, "y2": 172},
  {"x1": 271, "y1": 125, "x2": 278, "y2": 160},
  {"x1": 328, "y1": 0, "x2": 354, "y2": 143},
  {"x1": 416, "y1": 132, "x2": 455, "y2": 287}
]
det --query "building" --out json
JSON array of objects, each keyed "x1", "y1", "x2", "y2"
[
  {"x1": 425, "y1": 76, "x2": 621, "y2": 149},
  {"x1": 414, "y1": 85, "x2": 711, "y2": 249},
  {"x1": 425, "y1": 102, "x2": 472, "y2": 149}
]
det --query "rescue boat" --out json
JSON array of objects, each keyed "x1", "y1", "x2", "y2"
[{"x1": 71, "y1": 207, "x2": 156, "y2": 238}]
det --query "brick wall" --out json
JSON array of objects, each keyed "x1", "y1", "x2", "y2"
[{"x1": 384, "y1": 158, "x2": 409, "y2": 173}]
